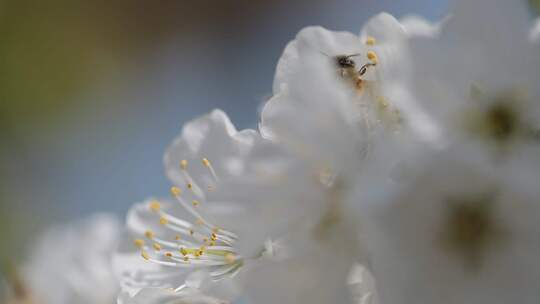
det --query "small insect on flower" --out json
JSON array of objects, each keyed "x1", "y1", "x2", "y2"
[{"x1": 332, "y1": 53, "x2": 377, "y2": 88}]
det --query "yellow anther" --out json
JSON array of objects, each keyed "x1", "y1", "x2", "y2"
[
  {"x1": 187, "y1": 183, "x2": 193, "y2": 189},
  {"x1": 134, "y1": 239, "x2": 145, "y2": 248},
  {"x1": 165, "y1": 252, "x2": 173, "y2": 258},
  {"x1": 180, "y1": 159, "x2": 188, "y2": 170},
  {"x1": 145, "y1": 230, "x2": 155, "y2": 239},
  {"x1": 209, "y1": 241, "x2": 216, "y2": 246},
  {"x1": 224, "y1": 253, "x2": 236, "y2": 264},
  {"x1": 211, "y1": 233, "x2": 218, "y2": 241},
  {"x1": 180, "y1": 247, "x2": 188, "y2": 256},
  {"x1": 141, "y1": 251, "x2": 150, "y2": 260},
  {"x1": 170, "y1": 186, "x2": 182, "y2": 197},
  {"x1": 197, "y1": 249, "x2": 204, "y2": 256},
  {"x1": 159, "y1": 217, "x2": 169, "y2": 225},
  {"x1": 192, "y1": 200, "x2": 200, "y2": 206},
  {"x1": 366, "y1": 36, "x2": 376, "y2": 46},
  {"x1": 202, "y1": 157, "x2": 219, "y2": 182},
  {"x1": 367, "y1": 51, "x2": 378, "y2": 64},
  {"x1": 175, "y1": 235, "x2": 182, "y2": 241},
  {"x1": 153, "y1": 243, "x2": 162, "y2": 251},
  {"x1": 149, "y1": 200, "x2": 161, "y2": 212},
  {"x1": 199, "y1": 245, "x2": 206, "y2": 252}
]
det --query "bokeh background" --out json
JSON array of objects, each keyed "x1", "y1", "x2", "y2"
[{"x1": 3, "y1": 0, "x2": 506, "y2": 269}]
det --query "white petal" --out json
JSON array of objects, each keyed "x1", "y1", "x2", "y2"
[
  {"x1": 22, "y1": 214, "x2": 121, "y2": 304},
  {"x1": 243, "y1": 246, "x2": 353, "y2": 304},
  {"x1": 295, "y1": 26, "x2": 364, "y2": 57},
  {"x1": 164, "y1": 109, "x2": 261, "y2": 188},
  {"x1": 360, "y1": 12, "x2": 407, "y2": 44},
  {"x1": 399, "y1": 15, "x2": 442, "y2": 37},
  {"x1": 118, "y1": 287, "x2": 228, "y2": 304},
  {"x1": 273, "y1": 40, "x2": 299, "y2": 94}
]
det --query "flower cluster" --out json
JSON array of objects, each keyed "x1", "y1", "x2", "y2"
[{"x1": 3, "y1": 1, "x2": 540, "y2": 304}]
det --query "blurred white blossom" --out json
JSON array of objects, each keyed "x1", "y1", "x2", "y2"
[
  {"x1": 3, "y1": 214, "x2": 121, "y2": 304},
  {"x1": 358, "y1": 147, "x2": 540, "y2": 304}
]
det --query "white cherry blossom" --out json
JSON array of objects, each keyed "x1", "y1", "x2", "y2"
[{"x1": 114, "y1": 109, "x2": 292, "y2": 304}]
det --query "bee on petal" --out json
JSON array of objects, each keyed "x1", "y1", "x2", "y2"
[{"x1": 330, "y1": 53, "x2": 377, "y2": 92}]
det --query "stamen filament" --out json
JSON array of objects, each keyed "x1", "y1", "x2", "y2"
[{"x1": 202, "y1": 158, "x2": 220, "y2": 183}]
